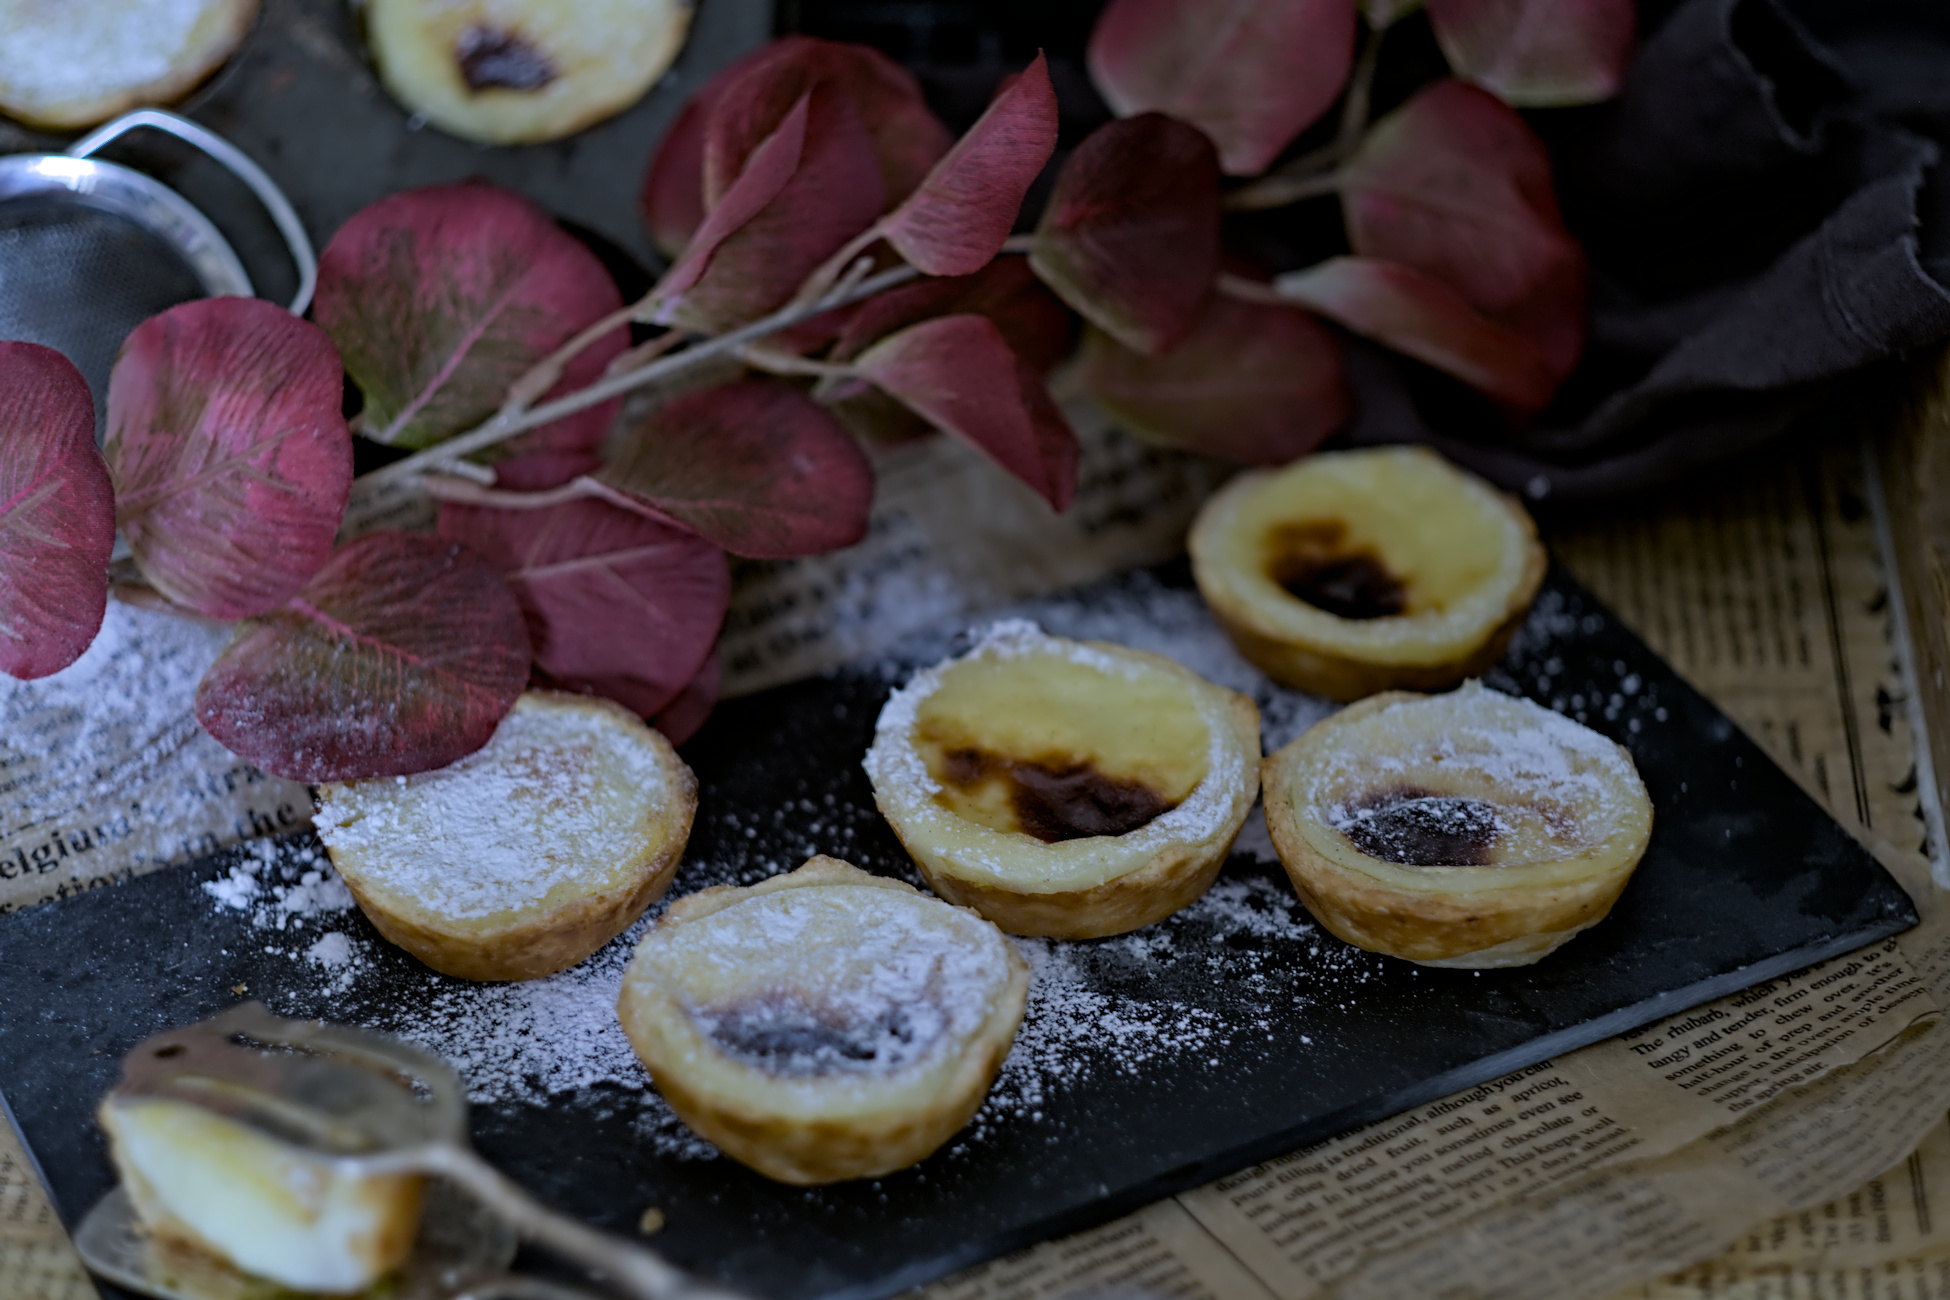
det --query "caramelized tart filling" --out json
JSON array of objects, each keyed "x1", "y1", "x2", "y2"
[
  {"x1": 911, "y1": 648, "x2": 1207, "y2": 842},
  {"x1": 690, "y1": 991, "x2": 934, "y2": 1078},
  {"x1": 1266, "y1": 520, "x2": 1410, "y2": 621},
  {"x1": 1332, "y1": 786, "x2": 1503, "y2": 866}
]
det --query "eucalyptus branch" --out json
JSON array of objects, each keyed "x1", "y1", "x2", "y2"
[
  {"x1": 503, "y1": 301, "x2": 645, "y2": 414},
  {"x1": 1224, "y1": 20, "x2": 1388, "y2": 213},
  {"x1": 795, "y1": 227, "x2": 890, "y2": 307},
  {"x1": 605, "y1": 327, "x2": 687, "y2": 378},
  {"x1": 354, "y1": 263, "x2": 923, "y2": 492}
]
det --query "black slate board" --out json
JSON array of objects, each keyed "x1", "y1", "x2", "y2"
[{"x1": 0, "y1": 563, "x2": 1917, "y2": 1300}]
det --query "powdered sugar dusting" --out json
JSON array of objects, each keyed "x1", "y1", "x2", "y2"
[
  {"x1": 640, "y1": 888, "x2": 1014, "y2": 1087},
  {"x1": 312, "y1": 697, "x2": 670, "y2": 919}
]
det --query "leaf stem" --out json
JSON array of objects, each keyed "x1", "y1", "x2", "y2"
[
  {"x1": 1000, "y1": 233, "x2": 1037, "y2": 254},
  {"x1": 1214, "y1": 272, "x2": 1289, "y2": 305},
  {"x1": 355, "y1": 264, "x2": 924, "y2": 491},
  {"x1": 1222, "y1": 20, "x2": 1388, "y2": 213},
  {"x1": 738, "y1": 347, "x2": 857, "y2": 378}
]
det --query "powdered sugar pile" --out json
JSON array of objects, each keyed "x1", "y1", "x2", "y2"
[{"x1": 312, "y1": 698, "x2": 670, "y2": 918}]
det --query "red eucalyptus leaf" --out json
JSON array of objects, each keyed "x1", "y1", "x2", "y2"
[
  {"x1": 654, "y1": 93, "x2": 810, "y2": 306},
  {"x1": 105, "y1": 299, "x2": 351, "y2": 620},
  {"x1": 832, "y1": 256, "x2": 1074, "y2": 373},
  {"x1": 1078, "y1": 295, "x2": 1352, "y2": 464},
  {"x1": 1426, "y1": 0, "x2": 1635, "y2": 106},
  {"x1": 314, "y1": 181, "x2": 626, "y2": 453},
  {"x1": 653, "y1": 86, "x2": 886, "y2": 333},
  {"x1": 595, "y1": 378, "x2": 874, "y2": 558},
  {"x1": 852, "y1": 315, "x2": 1078, "y2": 509},
  {"x1": 643, "y1": 96, "x2": 709, "y2": 260},
  {"x1": 1274, "y1": 257, "x2": 1557, "y2": 413},
  {"x1": 0, "y1": 343, "x2": 113, "y2": 679},
  {"x1": 1030, "y1": 114, "x2": 1221, "y2": 356},
  {"x1": 879, "y1": 54, "x2": 1059, "y2": 276},
  {"x1": 652, "y1": 651, "x2": 720, "y2": 745},
  {"x1": 194, "y1": 532, "x2": 531, "y2": 781},
  {"x1": 698, "y1": 37, "x2": 951, "y2": 215},
  {"x1": 1341, "y1": 79, "x2": 1587, "y2": 379},
  {"x1": 438, "y1": 497, "x2": 729, "y2": 718},
  {"x1": 1086, "y1": 0, "x2": 1357, "y2": 175}
]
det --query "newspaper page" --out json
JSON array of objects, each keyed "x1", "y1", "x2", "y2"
[{"x1": 3, "y1": 422, "x2": 1944, "y2": 1299}]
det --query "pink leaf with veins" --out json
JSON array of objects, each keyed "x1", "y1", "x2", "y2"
[
  {"x1": 879, "y1": 53, "x2": 1059, "y2": 276},
  {"x1": 852, "y1": 314, "x2": 1077, "y2": 510},
  {"x1": 0, "y1": 343, "x2": 113, "y2": 679},
  {"x1": 593, "y1": 378, "x2": 874, "y2": 559},
  {"x1": 105, "y1": 299, "x2": 351, "y2": 619},
  {"x1": 1087, "y1": 0, "x2": 1357, "y2": 175},
  {"x1": 1274, "y1": 257, "x2": 1558, "y2": 414},
  {"x1": 832, "y1": 256, "x2": 1074, "y2": 373},
  {"x1": 642, "y1": 94, "x2": 710, "y2": 260},
  {"x1": 698, "y1": 37, "x2": 950, "y2": 215},
  {"x1": 653, "y1": 86, "x2": 886, "y2": 333},
  {"x1": 1030, "y1": 113, "x2": 1221, "y2": 356},
  {"x1": 654, "y1": 94, "x2": 809, "y2": 305},
  {"x1": 652, "y1": 651, "x2": 720, "y2": 745},
  {"x1": 313, "y1": 181, "x2": 626, "y2": 454},
  {"x1": 1426, "y1": 0, "x2": 1634, "y2": 106},
  {"x1": 194, "y1": 532, "x2": 531, "y2": 781},
  {"x1": 438, "y1": 497, "x2": 729, "y2": 718},
  {"x1": 1079, "y1": 295, "x2": 1352, "y2": 464},
  {"x1": 1341, "y1": 79, "x2": 1587, "y2": 379},
  {"x1": 821, "y1": 258, "x2": 1074, "y2": 444}
]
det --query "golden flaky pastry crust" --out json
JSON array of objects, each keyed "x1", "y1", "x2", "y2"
[
  {"x1": 863, "y1": 624, "x2": 1261, "y2": 939},
  {"x1": 0, "y1": 0, "x2": 259, "y2": 129},
  {"x1": 1262, "y1": 685, "x2": 1653, "y2": 968},
  {"x1": 366, "y1": 0, "x2": 692, "y2": 144},
  {"x1": 315, "y1": 692, "x2": 696, "y2": 982},
  {"x1": 616, "y1": 856, "x2": 1028, "y2": 1184},
  {"x1": 1190, "y1": 446, "x2": 1546, "y2": 701}
]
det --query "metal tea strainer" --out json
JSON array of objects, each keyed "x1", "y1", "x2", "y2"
[
  {"x1": 77, "y1": 1003, "x2": 744, "y2": 1300},
  {"x1": 0, "y1": 108, "x2": 317, "y2": 434}
]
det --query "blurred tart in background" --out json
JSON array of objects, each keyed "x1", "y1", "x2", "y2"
[{"x1": 365, "y1": 0, "x2": 693, "y2": 144}]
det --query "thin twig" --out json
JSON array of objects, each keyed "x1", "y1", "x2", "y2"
[
  {"x1": 999, "y1": 233, "x2": 1036, "y2": 254},
  {"x1": 1215, "y1": 272, "x2": 1288, "y2": 305},
  {"x1": 605, "y1": 328, "x2": 687, "y2": 378},
  {"x1": 738, "y1": 346, "x2": 856, "y2": 378},
  {"x1": 1224, "y1": 171, "x2": 1345, "y2": 211},
  {"x1": 1336, "y1": 20, "x2": 1387, "y2": 156},
  {"x1": 503, "y1": 301, "x2": 642, "y2": 414},
  {"x1": 794, "y1": 226, "x2": 889, "y2": 307},
  {"x1": 355, "y1": 263, "x2": 924, "y2": 491}
]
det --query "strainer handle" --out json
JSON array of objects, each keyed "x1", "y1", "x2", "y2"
[{"x1": 67, "y1": 109, "x2": 319, "y2": 317}]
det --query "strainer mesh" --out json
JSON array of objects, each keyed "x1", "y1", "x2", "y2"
[{"x1": 0, "y1": 197, "x2": 206, "y2": 438}]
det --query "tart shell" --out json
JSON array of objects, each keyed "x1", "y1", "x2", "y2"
[
  {"x1": 1262, "y1": 687, "x2": 1653, "y2": 968},
  {"x1": 617, "y1": 857, "x2": 1029, "y2": 1185}
]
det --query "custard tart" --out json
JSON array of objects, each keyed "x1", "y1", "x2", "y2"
[
  {"x1": 366, "y1": 0, "x2": 692, "y2": 144},
  {"x1": 616, "y1": 855, "x2": 1028, "y2": 1185},
  {"x1": 314, "y1": 691, "x2": 697, "y2": 982},
  {"x1": 863, "y1": 622, "x2": 1261, "y2": 939},
  {"x1": 1189, "y1": 445, "x2": 1545, "y2": 701},
  {"x1": 1262, "y1": 683, "x2": 1653, "y2": 968}
]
